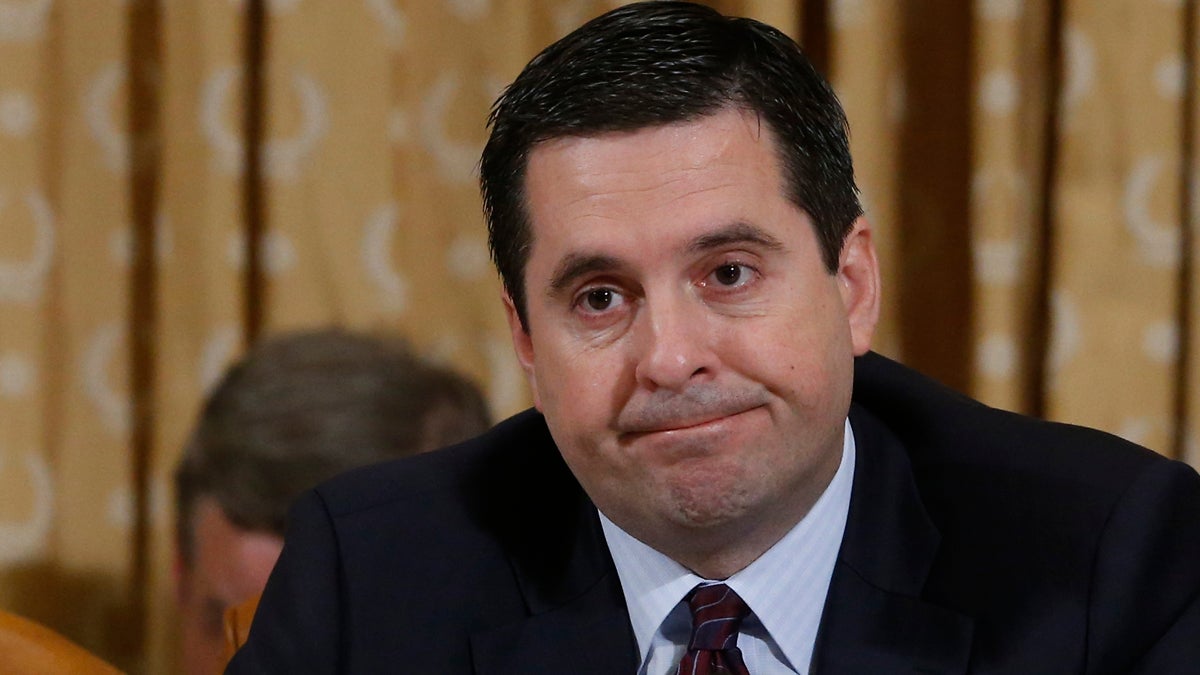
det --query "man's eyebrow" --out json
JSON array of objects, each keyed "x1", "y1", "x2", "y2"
[
  {"x1": 548, "y1": 253, "x2": 624, "y2": 295},
  {"x1": 687, "y1": 221, "x2": 785, "y2": 254}
]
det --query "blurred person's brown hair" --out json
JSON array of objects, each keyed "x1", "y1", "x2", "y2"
[{"x1": 172, "y1": 328, "x2": 489, "y2": 675}]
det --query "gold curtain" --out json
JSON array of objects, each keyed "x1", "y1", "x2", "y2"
[{"x1": 0, "y1": 1, "x2": 1195, "y2": 671}]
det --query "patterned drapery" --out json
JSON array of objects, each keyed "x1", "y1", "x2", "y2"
[{"x1": 0, "y1": 1, "x2": 1195, "y2": 671}]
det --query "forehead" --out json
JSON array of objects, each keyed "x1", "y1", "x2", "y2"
[
  {"x1": 527, "y1": 109, "x2": 781, "y2": 200},
  {"x1": 522, "y1": 109, "x2": 793, "y2": 262}
]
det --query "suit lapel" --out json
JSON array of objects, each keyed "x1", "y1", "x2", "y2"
[
  {"x1": 811, "y1": 405, "x2": 974, "y2": 674},
  {"x1": 469, "y1": 565, "x2": 637, "y2": 675},
  {"x1": 469, "y1": 424, "x2": 639, "y2": 674}
]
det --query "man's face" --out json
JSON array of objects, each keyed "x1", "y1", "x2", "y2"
[
  {"x1": 505, "y1": 108, "x2": 879, "y2": 574},
  {"x1": 175, "y1": 498, "x2": 283, "y2": 675}
]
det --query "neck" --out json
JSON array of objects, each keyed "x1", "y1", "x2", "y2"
[{"x1": 668, "y1": 511, "x2": 807, "y2": 579}]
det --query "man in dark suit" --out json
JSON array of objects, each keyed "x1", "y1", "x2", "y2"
[{"x1": 229, "y1": 3, "x2": 1200, "y2": 673}]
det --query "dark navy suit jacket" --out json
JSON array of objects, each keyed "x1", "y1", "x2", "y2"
[{"x1": 228, "y1": 353, "x2": 1200, "y2": 673}]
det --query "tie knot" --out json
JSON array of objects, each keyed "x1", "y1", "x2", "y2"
[{"x1": 685, "y1": 583, "x2": 750, "y2": 652}]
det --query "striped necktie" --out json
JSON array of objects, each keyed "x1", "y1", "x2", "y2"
[{"x1": 676, "y1": 583, "x2": 752, "y2": 675}]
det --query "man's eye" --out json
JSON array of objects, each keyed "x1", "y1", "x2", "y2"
[
  {"x1": 582, "y1": 288, "x2": 621, "y2": 312},
  {"x1": 709, "y1": 263, "x2": 752, "y2": 287},
  {"x1": 714, "y1": 264, "x2": 742, "y2": 285}
]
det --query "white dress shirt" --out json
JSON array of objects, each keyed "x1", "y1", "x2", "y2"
[{"x1": 599, "y1": 419, "x2": 856, "y2": 675}]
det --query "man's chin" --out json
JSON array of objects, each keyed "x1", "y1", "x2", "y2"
[{"x1": 662, "y1": 478, "x2": 757, "y2": 531}]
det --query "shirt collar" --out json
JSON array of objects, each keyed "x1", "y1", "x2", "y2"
[{"x1": 599, "y1": 418, "x2": 856, "y2": 672}]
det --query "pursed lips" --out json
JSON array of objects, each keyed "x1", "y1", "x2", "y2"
[{"x1": 615, "y1": 401, "x2": 767, "y2": 441}]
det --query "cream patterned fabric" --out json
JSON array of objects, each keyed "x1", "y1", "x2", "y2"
[{"x1": 0, "y1": 1, "x2": 1196, "y2": 671}]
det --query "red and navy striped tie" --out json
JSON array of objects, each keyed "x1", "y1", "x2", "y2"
[{"x1": 676, "y1": 583, "x2": 752, "y2": 675}]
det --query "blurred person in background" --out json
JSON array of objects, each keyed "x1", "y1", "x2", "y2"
[{"x1": 172, "y1": 328, "x2": 489, "y2": 675}]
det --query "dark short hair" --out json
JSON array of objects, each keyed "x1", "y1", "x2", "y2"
[
  {"x1": 480, "y1": 0, "x2": 862, "y2": 328},
  {"x1": 174, "y1": 329, "x2": 490, "y2": 565}
]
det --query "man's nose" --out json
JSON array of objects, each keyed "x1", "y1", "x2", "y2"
[{"x1": 632, "y1": 296, "x2": 717, "y2": 392}]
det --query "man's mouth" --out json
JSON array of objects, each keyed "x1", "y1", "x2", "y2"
[
  {"x1": 614, "y1": 385, "x2": 770, "y2": 441},
  {"x1": 617, "y1": 404, "x2": 764, "y2": 440}
]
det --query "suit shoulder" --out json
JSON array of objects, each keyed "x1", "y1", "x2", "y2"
[
  {"x1": 848, "y1": 356, "x2": 1200, "y2": 671},
  {"x1": 852, "y1": 351, "x2": 1175, "y2": 497}
]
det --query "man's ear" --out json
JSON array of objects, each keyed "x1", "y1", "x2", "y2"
[
  {"x1": 836, "y1": 217, "x2": 881, "y2": 356},
  {"x1": 502, "y1": 293, "x2": 542, "y2": 410}
]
